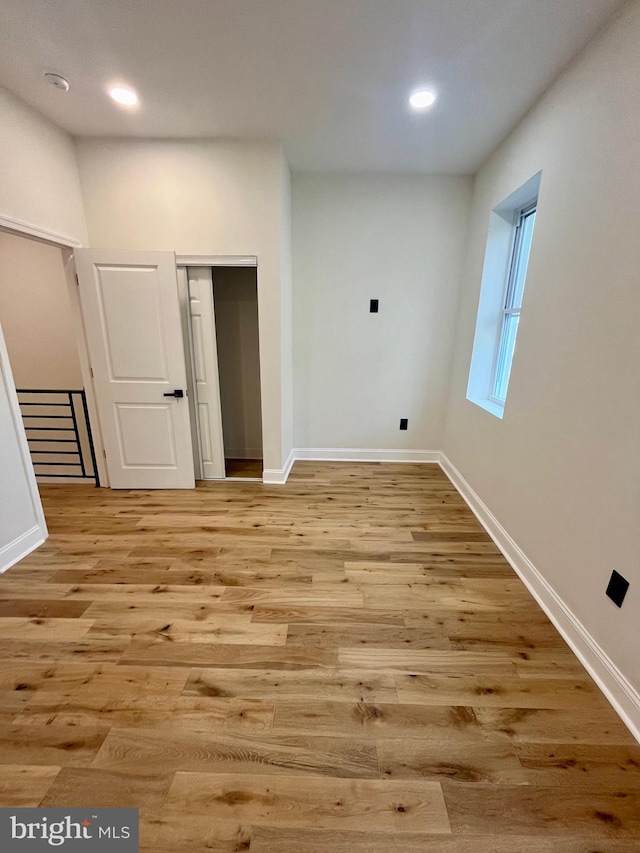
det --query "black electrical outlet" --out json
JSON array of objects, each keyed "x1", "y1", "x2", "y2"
[
  {"x1": 399, "y1": 418, "x2": 408, "y2": 430},
  {"x1": 606, "y1": 570, "x2": 629, "y2": 608},
  {"x1": 370, "y1": 299, "x2": 379, "y2": 313}
]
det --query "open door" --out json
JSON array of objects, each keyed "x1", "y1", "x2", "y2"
[
  {"x1": 75, "y1": 249, "x2": 195, "y2": 489},
  {"x1": 187, "y1": 268, "x2": 226, "y2": 479}
]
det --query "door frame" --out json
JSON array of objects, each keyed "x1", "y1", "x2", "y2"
[
  {"x1": 177, "y1": 266, "x2": 203, "y2": 479},
  {"x1": 176, "y1": 254, "x2": 257, "y2": 267},
  {"x1": 0, "y1": 216, "x2": 109, "y2": 487},
  {"x1": 176, "y1": 255, "x2": 263, "y2": 482}
]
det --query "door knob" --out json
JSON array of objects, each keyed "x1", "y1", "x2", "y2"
[{"x1": 163, "y1": 389, "x2": 184, "y2": 399}]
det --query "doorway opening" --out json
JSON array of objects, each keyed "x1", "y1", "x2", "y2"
[
  {"x1": 182, "y1": 265, "x2": 263, "y2": 481},
  {"x1": 214, "y1": 267, "x2": 263, "y2": 479},
  {"x1": 0, "y1": 230, "x2": 99, "y2": 485}
]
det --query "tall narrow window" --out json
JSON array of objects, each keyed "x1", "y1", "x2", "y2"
[
  {"x1": 491, "y1": 203, "x2": 536, "y2": 403},
  {"x1": 467, "y1": 171, "x2": 541, "y2": 419}
]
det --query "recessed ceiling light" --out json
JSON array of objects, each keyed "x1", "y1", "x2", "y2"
[
  {"x1": 409, "y1": 89, "x2": 437, "y2": 111},
  {"x1": 108, "y1": 86, "x2": 138, "y2": 106}
]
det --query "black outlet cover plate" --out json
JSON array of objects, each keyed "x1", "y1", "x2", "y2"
[
  {"x1": 370, "y1": 299, "x2": 379, "y2": 313},
  {"x1": 399, "y1": 418, "x2": 408, "y2": 430},
  {"x1": 606, "y1": 570, "x2": 629, "y2": 608}
]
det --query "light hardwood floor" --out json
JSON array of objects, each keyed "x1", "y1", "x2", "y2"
[
  {"x1": 225, "y1": 458, "x2": 263, "y2": 479},
  {"x1": 0, "y1": 462, "x2": 638, "y2": 851}
]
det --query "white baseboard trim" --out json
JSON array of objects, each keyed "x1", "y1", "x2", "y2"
[
  {"x1": 439, "y1": 452, "x2": 640, "y2": 744},
  {"x1": 262, "y1": 449, "x2": 295, "y2": 485},
  {"x1": 293, "y1": 448, "x2": 441, "y2": 464},
  {"x1": 0, "y1": 525, "x2": 46, "y2": 574}
]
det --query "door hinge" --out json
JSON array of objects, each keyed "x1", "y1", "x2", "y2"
[
  {"x1": 90, "y1": 367, "x2": 94, "y2": 378},
  {"x1": 103, "y1": 449, "x2": 107, "y2": 460},
  {"x1": 75, "y1": 273, "x2": 79, "y2": 286}
]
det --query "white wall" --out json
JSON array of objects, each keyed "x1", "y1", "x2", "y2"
[
  {"x1": 75, "y1": 138, "x2": 291, "y2": 473},
  {"x1": 0, "y1": 231, "x2": 83, "y2": 389},
  {"x1": 293, "y1": 174, "x2": 471, "y2": 450},
  {"x1": 0, "y1": 86, "x2": 88, "y2": 245},
  {"x1": 0, "y1": 322, "x2": 47, "y2": 572},
  {"x1": 213, "y1": 268, "x2": 262, "y2": 459},
  {"x1": 444, "y1": 0, "x2": 640, "y2": 692}
]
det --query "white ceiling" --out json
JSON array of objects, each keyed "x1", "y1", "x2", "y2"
[{"x1": 0, "y1": 0, "x2": 625, "y2": 173}]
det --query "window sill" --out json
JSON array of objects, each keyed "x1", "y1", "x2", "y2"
[{"x1": 466, "y1": 394, "x2": 504, "y2": 420}]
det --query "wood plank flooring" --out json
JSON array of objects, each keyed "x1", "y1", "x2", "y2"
[
  {"x1": 0, "y1": 461, "x2": 638, "y2": 852},
  {"x1": 226, "y1": 458, "x2": 263, "y2": 479}
]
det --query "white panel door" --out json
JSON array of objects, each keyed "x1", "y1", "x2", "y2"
[
  {"x1": 187, "y1": 267, "x2": 226, "y2": 479},
  {"x1": 75, "y1": 250, "x2": 195, "y2": 489}
]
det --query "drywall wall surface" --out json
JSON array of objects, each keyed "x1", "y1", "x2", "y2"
[
  {"x1": 0, "y1": 86, "x2": 88, "y2": 245},
  {"x1": 214, "y1": 268, "x2": 262, "y2": 459},
  {"x1": 0, "y1": 231, "x2": 83, "y2": 389},
  {"x1": 76, "y1": 138, "x2": 290, "y2": 471},
  {"x1": 0, "y1": 322, "x2": 46, "y2": 572},
  {"x1": 443, "y1": 0, "x2": 640, "y2": 685},
  {"x1": 293, "y1": 173, "x2": 472, "y2": 449}
]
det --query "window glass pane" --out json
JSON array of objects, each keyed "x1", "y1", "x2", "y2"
[
  {"x1": 509, "y1": 209, "x2": 536, "y2": 309},
  {"x1": 493, "y1": 312, "x2": 520, "y2": 401}
]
